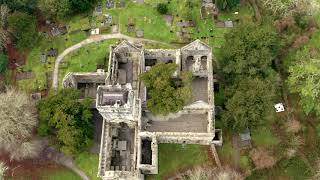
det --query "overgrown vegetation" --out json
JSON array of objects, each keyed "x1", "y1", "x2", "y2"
[
  {"x1": 37, "y1": 89, "x2": 93, "y2": 155},
  {"x1": 222, "y1": 78, "x2": 276, "y2": 132},
  {"x1": 38, "y1": 0, "x2": 97, "y2": 19},
  {"x1": 219, "y1": 21, "x2": 280, "y2": 132},
  {"x1": 219, "y1": 22, "x2": 280, "y2": 82},
  {"x1": 156, "y1": 3, "x2": 168, "y2": 15},
  {"x1": 8, "y1": 12, "x2": 38, "y2": 50},
  {"x1": 0, "y1": 53, "x2": 7, "y2": 73},
  {"x1": 140, "y1": 63, "x2": 192, "y2": 115},
  {"x1": 146, "y1": 144, "x2": 208, "y2": 180}
]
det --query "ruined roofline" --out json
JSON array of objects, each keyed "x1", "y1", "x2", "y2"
[
  {"x1": 113, "y1": 40, "x2": 142, "y2": 52},
  {"x1": 181, "y1": 39, "x2": 212, "y2": 51}
]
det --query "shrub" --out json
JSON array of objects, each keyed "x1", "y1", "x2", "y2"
[
  {"x1": 157, "y1": 3, "x2": 168, "y2": 15},
  {"x1": 0, "y1": 54, "x2": 8, "y2": 73}
]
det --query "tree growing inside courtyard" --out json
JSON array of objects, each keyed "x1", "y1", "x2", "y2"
[
  {"x1": 219, "y1": 22, "x2": 280, "y2": 83},
  {"x1": 221, "y1": 78, "x2": 276, "y2": 132},
  {"x1": 140, "y1": 63, "x2": 193, "y2": 115},
  {"x1": 37, "y1": 88, "x2": 93, "y2": 155}
]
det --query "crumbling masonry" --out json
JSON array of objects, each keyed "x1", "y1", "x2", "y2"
[{"x1": 63, "y1": 40, "x2": 222, "y2": 180}]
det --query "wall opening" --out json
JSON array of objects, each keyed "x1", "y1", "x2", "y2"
[{"x1": 141, "y1": 139, "x2": 152, "y2": 165}]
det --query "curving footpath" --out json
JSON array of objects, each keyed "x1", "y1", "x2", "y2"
[{"x1": 52, "y1": 33, "x2": 170, "y2": 89}]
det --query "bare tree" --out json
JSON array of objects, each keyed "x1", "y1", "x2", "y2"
[
  {"x1": 0, "y1": 161, "x2": 8, "y2": 179},
  {"x1": 0, "y1": 88, "x2": 38, "y2": 161},
  {"x1": 9, "y1": 139, "x2": 44, "y2": 161},
  {"x1": 0, "y1": 5, "x2": 10, "y2": 52},
  {"x1": 260, "y1": 0, "x2": 319, "y2": 17}
]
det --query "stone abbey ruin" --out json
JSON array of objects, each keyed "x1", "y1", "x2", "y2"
[{"x1": 63, "y1": 40, "x2": 222, "y2": 180}]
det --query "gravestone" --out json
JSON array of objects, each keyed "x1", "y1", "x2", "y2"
[
  {"x1": 111, "y1": 25, "x2": 118, "y2": 33},
  {"x1": 127, "y1": 18, "x2": 136, "y2": 33},
  {"x1": 136, "y1": 29, "x2": 144, "y2": 38},
  {"x1": 105, "y1": 14, "x2": 113, "y2": 24},
  {"x1": 224, "y1": 20, "x2": 233, "y2": 28},
  {"x1": 95, "y1": 4, "x2": 103, "y2": 14},
  {"x1": 47, "y1": 48, "x2": 57, "y2": 57},
  {"x1": 106, "y1": 0, "x2": 114, "y2": 9},
  {"x1": 40, "y1": 53, "x2": 47, "y2": 63},
  {"x1": 163, "y1": 15, "x2": 173, "y2": 26},
  {"x1": 47, "y1": 48, "x2": 58, "y2": 57}
]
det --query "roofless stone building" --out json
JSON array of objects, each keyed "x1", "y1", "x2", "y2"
[{"x1": 63, "y1": 40, "x2": 222, "y2": 180}]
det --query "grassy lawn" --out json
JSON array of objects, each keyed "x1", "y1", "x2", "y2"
[
  {"x1": 7, "y1": 168, "x2": 80, "y2": 180},
  {"x1": 17, "y1": 31, "x2": 88, "y2": 92},
  {"x1": 146, "y1": 144, "x2": 208, "y2": 180},
  {"x1": 251, "y1": 127, "x2": 280, "y2": 148},
  {"x1": 105, "y1": 1, "x2": 178, "y2": 43},
  {"x1": 247, "y1": 157, "x2": 313, "y2": 180},
  {"x1": 17, "y1": 0, "x2": 254, "y2": 92},
  {"x1": 75, "y1": 152, "x2": 100, "y2": 180},
  {"x1": 58, "y1": 39, "x2": 118, "y2": 88},
  {"x1": 41, "y1": 169, "x2": 81, "y2": 180}
]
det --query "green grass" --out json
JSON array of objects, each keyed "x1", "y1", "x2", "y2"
[
  {"x1": 146, "y1": 144, "x2": 208, "y2": 180},
  {"x1": 75, "y1": 152, "x2": 100, "y2": 180},
  {"x1": 58, "y1": 39, "x2": 117, "y2": 87},
  {"x1": 18, "y1": 31, "x2": 88, "y2": 92},
  {"x1": 17, "y1": 0, "x2": 254, "y2": 92},
  {"x1": 41, "y1": 169, "x2": 81, "y2": 180},
  {"x1": 246, "y1": 157, "x2": 313, "y2": 180},
  {"x1": 217, "y1": 140, "x2": 237, "y2": 164},
  {"x1": 252, "y1": 127, "x2": 280, "y2": 147},
  {"x1": 106, "y1": 1, "x2": 178, "y2": 43},
  {"x1": 239, "y1": 155, "x2": 251, "y2": 171}
]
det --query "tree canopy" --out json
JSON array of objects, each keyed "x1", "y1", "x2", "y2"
[
  {"x1": 222, "y1": 78, "x2": 276, "y2": 132},
  {"x1": 38, "y1": 0, "x2": 96, "y2": 19},
  {"x1": 219, "y1": 22, "x2": 280, "y2": 83},
  {"x1": 288, "y1": 50, "x2": 320, "y2": 117},
  {"x1": 37, "y1": 89, "x2": 93, "y2": 155},
  {"x1": 38, "y1": 0, "x2": 70, "y2": 19},
  {"x1": 140, "y1": 63, "x2": 193, "y2": 115},
  {"x1": 0, "y1": 0, "x2": 37, "y2": 14},
  {"x1": 8, "y1": 12, "x2": 38, "y2": 50},
  {"x1": 216, "y1": 0, "x2": 240, "y2": 11}
]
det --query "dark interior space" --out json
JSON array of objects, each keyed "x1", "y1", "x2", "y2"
[
  {"x1": 213, "y1": 130, "x2": 221, "y2": 141},
  {"x1": 145, "y1": 59, "x2": 157, "y2": 66},
  {"x1": 141, "y1": 139, "x2": 152, "y2": 165},
  {"x1": 214, "y1": 82, "x2": 219, "y2": 93}
]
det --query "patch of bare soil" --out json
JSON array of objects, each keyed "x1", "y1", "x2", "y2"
[
  {"x1": 291, "y1": 35, "x2": 309, "y2": 49},
  {"x1": 249, "y1": 148, "x2": 276, "y2": 169},
  {"x1": 0, "y1": 147, "x2": 62, "y2": 179},
  {"x1": 285, "y1": 119, "x2": 302, "y2": 133}
]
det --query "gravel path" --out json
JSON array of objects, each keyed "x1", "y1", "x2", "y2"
[{"x1": 52, "y1": 33, "x2": 170, "y2": 89}]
